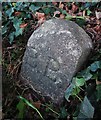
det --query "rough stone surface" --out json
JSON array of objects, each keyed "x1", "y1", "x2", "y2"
[{"x1": 20, "y1": 19, "x2": 93, "y2": 104}]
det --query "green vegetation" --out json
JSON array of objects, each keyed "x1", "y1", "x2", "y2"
[{"x1": 2, "y1": 2, "x2": 101, "y2": 120}]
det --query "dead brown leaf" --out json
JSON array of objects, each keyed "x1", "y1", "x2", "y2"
[
  {"x1": 95, "y1": 11, "x2": 101, "y2": 19},
  {"x1": 14, "y1": 12, "x2": 21, "y2": 16},
  {"x1": 54, "y1": 11, "x2": 60, "y2": 17},
  {"x1": 35, "y1": 12, "x2": 45, "y2": 20},
  {"x1": 33, "y1": 101, "x2": 41, "y2": 109},
  {"x1": 7, "y1": 64, "x2": 14, "y2": 73},
  {"x1": 35, "y1": 12, "x2": 46, "y2": 24},
  {"x1": 96, "y1": 79, "x2": 101, "y2": 85},
  {"x1": 94, "y1": 25, "x2": 101, "y2": 33},
  {"x1": 20, "y1": 23, "x2": 28, "y2": 28},
  {"x1": 60, "y1": 14, "x2": 65, "y2": 19},
  {"x1": 71, "y1": 3, "x2": 78, "y2": 13},
  {"x1": 65, "y1": 6, "x2": 69, "y2": 12},
  {"x1": 38, "y1": 17, "x2": 46, "y2": 25},
  {"x1": 77, "y1": 11, "x2": 83, "y2": 16},
  {"x1": 52, "y1": 1, "x2": 57, "y2": 6},
  {"x1": 59, "y1": 2, "x2": 64, "y2": 9}
]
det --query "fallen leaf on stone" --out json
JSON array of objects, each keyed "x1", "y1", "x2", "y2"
[{"x1": 38, "y1": 17, "x2": 46, "y2": 25}]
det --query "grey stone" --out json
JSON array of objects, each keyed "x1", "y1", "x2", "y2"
[{"x1": 20, "y1": 19, "x2": 93, "y2": 104}]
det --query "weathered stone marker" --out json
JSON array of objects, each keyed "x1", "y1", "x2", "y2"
[{"x1": 20, "y1": 19, "x2": 93, "y2": 104}]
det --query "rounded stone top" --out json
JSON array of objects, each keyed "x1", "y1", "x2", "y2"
[{"x1": 20, "y1": 18, "x2": 93, "y2": 104}]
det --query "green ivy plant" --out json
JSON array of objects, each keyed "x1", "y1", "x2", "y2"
[
  {"x1": 2, "y1": 2, "x2": 101, "y2": 119},
  {"x1": 17, "y1": 96, "x2": 44, "y2": 120},
  {"x1": 3, "y1": 2, "x2": 96, "y2": 44},
  {"x1": 2, "y1": 2, "x2": 56, "y2": 44},
  {"x1": 65, "y1": 60, "x2": 101, "y2": 119}
]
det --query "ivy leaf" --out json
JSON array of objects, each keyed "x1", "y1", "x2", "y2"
[
  {"x1": 65, "y1": 14, "x2": 73, "y2": 20},
  {"x1": 75, "y1": 18, "x2": 86, "y2": 27},
  {"x1": 86, "y1": 84, "x2": 96, "y2": 98},
  {"x1": 0, "y1": 11, "x2": 2, "y2": 21},
  {"x1": 18, "y1": 96, "x2": 44, "y2": 120},
  {"x1": 78, "y1": 96, "x2": 94, "y2": 119},
  {"x1": 59, "y1": 107, "x2": 68, "y2": 118},
  {"x1": 80, "y1": 67, "x2": 93, "y2": 81},
  {"x1": 73, "y1": 105, "x2": 80, "y2": 117},
  {"x1": 13, "y1": 17, "x2": 22, "y2": 31},
  {"x1": 9, "y1": 32, "x2": 15, "y2": 44},
  {"x1": 29, "y1": 4, "x2": 40, "y2": 12},
  {"x1": 42, "y1": 8, "x2": 51, "y2": 15},
  {"x1": 86, "y1": 9, "x2": 92, "y2": 16},
  {"x1": 35, "y1": 2, "x2": 46, "y2": 7},
  {"x1": 65, "y1": 83, "x2": 75, "y2": 101},
  {"x1": 14, "y1": 2, "x2": 27, "y2": 11},
  {"x1": 96, "y1": 84, "x2": 101, "y2": 101},
  {"x1": 6, "y1": 7, "x2": 14, "y2": 17},
  {"x1": 2, "y1": 21, "x2": 10, "y2": 35},
  {"x1": 61, "y1": 10, "x2": 68, "y2": 15},
  {"x1": 2, "y1": 26, "x2": 8, "y2": 35},
  {"x1": 50, "y1": 7, "x2": 56, "y2": 15},
  {"x1": 12, "y1": 17, "x2": 23, "y2": 37},
  {"x1": 15, "y1": 28, "x2": 23, "y2": 37},
  {"x1": 17, "y1": 99, "x2": 25, "y2": 119},
  {"x1": 72, "y1": 87, "x2": 80, "y2": 96},
  {"x1": 83, "y1": 3, "x2": 92, "y2": 9},
  {"x1": 90, "y1": 61, "x2": 101, "y2": 72},
  {"x1": 75, "y1": 77, "x2": 85, "y2": 87}
]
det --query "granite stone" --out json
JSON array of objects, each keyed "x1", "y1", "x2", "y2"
[{"x1": 20, "y1": 19, "x2": 93, "y2": 104}]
